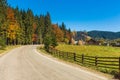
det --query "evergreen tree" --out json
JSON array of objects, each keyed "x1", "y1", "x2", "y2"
[
  {"x1": 39, "y1": 15, "x2": 45, "y2": 43},
  {"x1": 44, "y1": 12, "x2": 52, "y2": 35},
  {"x1": 0, "y1": 0, "x2": 7, "y2": 44},
  {"x1": 61, "y1": 22, "x2": 67, "y2": 38},
  {"x1": 51, "y1": 34, "x2": 58, "y2": 48},
  {"x1": 0, "y1": 37, "x2": 6, "y2": 49},
  {"x1": 44, "y1": 34, "x2": 53, "y2": 51},
  {"x1": 43, "y1": 12, "x2": 57, "y2": 49}
]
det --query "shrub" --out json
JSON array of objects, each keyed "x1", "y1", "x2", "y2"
[{"x1": 44, "y1": 34, "x2": 57, "y2": 51}]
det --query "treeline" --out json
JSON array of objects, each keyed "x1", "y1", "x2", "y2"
[{"x1": 0, "y1": 0, "x2": 72, "y2": 49}]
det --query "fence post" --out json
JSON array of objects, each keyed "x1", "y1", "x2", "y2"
[
  {"x1": 62, "y1": 52, "x2": 64, "y2": 58},
  {"x1": 54, "y1": 49, "x2": 56, "y2": 56},
  {"x1": 56, "y1": 49, "x2": 57, "y2": 56},
  {"x1": 57, "y1": 50, "x2": 59, "y2": 57},
  {"x1": 55, "y1": 49, "x2": 56, "y2": 56},
  {"x1": 66, "y1": 52, "x2": 68, "y2": 60},
  {"x1": 118, "y1": 57, "x2": 120, "y2": 80},
  {"x1": 53, "y1": 49, "x2": 54, "y2": 55},
  {"x1": 82, "y1": 54, "x2": 84, "y2": 64},
  {"x1": 73, "y1": 53, "x2": 76, "y2": 61},
  {"x1": 95, "y1": 56, "x2": 98, "y2": 66},
  {"x1": 51, "y1": 48, "x2": 53, "y2": 55},
  {"x1": 58, "y1": 51, "x2": 60, "y2": 57}
]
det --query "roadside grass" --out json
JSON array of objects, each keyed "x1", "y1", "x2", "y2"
[
  {"x1": 56, "y1": 44, "x2": 120, "y2": 57},
  {"x1": 37, "y1": 46, "x2": 48, "y2": 54},
  {"x1": 0, "y1": 45, "x2": 20, "y2": 55}
]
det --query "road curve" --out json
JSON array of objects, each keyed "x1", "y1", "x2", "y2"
[{"x1": 0, "y1": 45, "x2": 108, "y2": 80}]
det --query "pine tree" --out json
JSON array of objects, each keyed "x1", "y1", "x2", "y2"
[
  {"x1": 44, "y1": 12, "x2": 57, "y2": 50},
  {"x1": 39, "y1": 15, "x2": 45, "y2": 44},
  {"x1": 0, "y1": 0, "x2": 7, "y2": 44}
]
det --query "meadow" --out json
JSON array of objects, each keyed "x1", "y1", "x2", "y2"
[{"x1": 56, "y1": 44, "x2": 120, "y2": 57}]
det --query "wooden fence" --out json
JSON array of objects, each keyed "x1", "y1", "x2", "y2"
[{"x1": 48, "y1": 47, "x2": 120, "y2": 74}]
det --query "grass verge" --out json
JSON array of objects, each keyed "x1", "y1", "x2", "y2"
[{"x1": 0, "y1": 45, "x2": 20, "y2": 56}]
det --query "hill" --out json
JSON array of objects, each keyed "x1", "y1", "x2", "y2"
[
  {"x1": 88, "y1": 31, "x2": 120, "y2": 40},
  {"x1": 76, "y1": 31, "x2": 120, "y2": 40}
]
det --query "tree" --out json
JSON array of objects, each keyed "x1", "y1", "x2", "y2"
[
  {"x1": 43, "y1": 13, "x2": 58, "y2": 50},
  {"x1": 44, "y1": 33, "x2": 57, "y2": 51},
  {"x1": 52, "y1": 24, "x2": 64, "y2": 42},
  {"x1": 13, "y1": 7, "x2": 24, "y2": 45},
  {"x1": 61, "y1": 22, "x2": 67, "y2": 39},
  {"x1": 6, "y1": 7, "x2": 20, "y2": 45},
  {"x1": 44, "y1": 34, "x2": 53, "y2": 51},
  {"x1": 0, "y1": 0, "x2": 7, "y2": 44},
  {"x1": 0, "y1": 37, "x2": 6, "y2": 49},
  {"x1": 44, "y1": 12, "x2": 52, "y2": 35},
  {"x1": 59, "y1": 22, "x2": 73, "y2": 44},
  {"x1": 32, "y1": 22, "x2": 37, "y2": 44},
  {"x1": 51, "y1": 34, "x2": 58, "y2": 48},
  {"x1": 66, "y1": 30, "x2": 72, "y2": 44},
  {"x1": 39, "y1": 15, "x2": 45, "y2": 43}
]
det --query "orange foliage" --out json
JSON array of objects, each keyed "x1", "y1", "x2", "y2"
[
  {"x1": 32, "y1": 23, "x2": 38, "y2": 42},
  {"x1": 6, "y1": 7, "x2": 19, "y2": 41},
  {"x1": 7, "y1": 8, "x2": 15, "y2": 21},
  {"x1": 52, "y1": 24, "x2": 64, "y2": 42},
  {"x1": 66, "y1": 31, "x2": 71, "y2": 41},
  {"x1": 32, "y1": 34, "x2": 37, "y2": 41}
]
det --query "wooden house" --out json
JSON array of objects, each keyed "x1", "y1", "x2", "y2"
[{"x1": 86, "y1": 39, "x2": 99, "y2": 45}]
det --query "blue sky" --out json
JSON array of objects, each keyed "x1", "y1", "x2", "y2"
[{"x1": 7, "y1": 0, "x2": 120, "y2": 32}]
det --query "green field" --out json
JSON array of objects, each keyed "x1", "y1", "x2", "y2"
[{"x1": 56, "y1": 44, "x2": 120, "y2": 57}]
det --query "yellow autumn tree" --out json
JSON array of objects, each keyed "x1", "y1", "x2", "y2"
[{"x1": 6, "y1": 7, "x2": 20, "y2": 45}]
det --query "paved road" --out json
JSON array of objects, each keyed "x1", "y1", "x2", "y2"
[{"x1": 0, "y1": 45, "x2": 108, "y2": 80}]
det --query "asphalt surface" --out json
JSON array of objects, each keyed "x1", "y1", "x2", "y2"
[{"x1": 0, "y1": 45, "x2": 108, "y2": 80}]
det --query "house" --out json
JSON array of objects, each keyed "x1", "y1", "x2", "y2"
[
  {"x1": 111, "y1": 42, "x2": 120, "y2": 47},
  {"x1": 86, "y1": 39, "x2": 99, "y2": 45}
]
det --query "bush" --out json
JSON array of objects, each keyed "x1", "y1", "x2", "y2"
[
  {"x1": 44, "y1": 35, "x2": 52, "y2": 51},
  {"x1": 44, "y1": 34, "x2": 57, "y2": 51}
]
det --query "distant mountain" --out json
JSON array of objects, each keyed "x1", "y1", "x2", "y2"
[
  {"x1": 76, "y1": 31, "x2": 120, "y2": 40},
  {"x1": 75, "y1": 31, "x2": 91, "y2": 41},
  {"x1": 88, "y1": 31, "x2": 120, "y2": 40}
]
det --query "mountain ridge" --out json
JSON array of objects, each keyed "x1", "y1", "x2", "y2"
[{"x1": 76, "y1": 30, "x2": 120, "y2": 40}]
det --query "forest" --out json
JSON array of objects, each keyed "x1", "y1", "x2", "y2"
[{"x1": 0, "y1": 0, "x2": 72, "y2": 49}]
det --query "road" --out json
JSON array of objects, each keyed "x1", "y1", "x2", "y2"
[{"x1": 0, "y1": 45, "x2": 108, "y2": 80}]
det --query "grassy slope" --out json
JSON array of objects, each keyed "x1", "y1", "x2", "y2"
[
  {"x1": 56, "y1": 44, "x2": 120, "y2": 57},
  {"x1": 0, "y1": 45, "x2": 20, "y2": 55}
]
